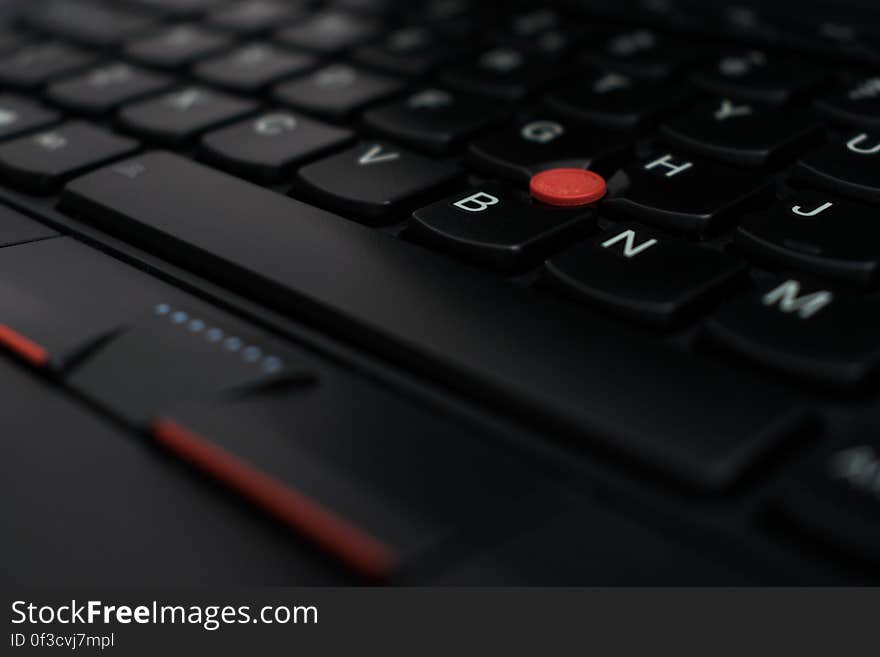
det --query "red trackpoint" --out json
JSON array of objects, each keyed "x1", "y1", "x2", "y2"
[{"x1": 529, "y1": 168, "x2": 607, "y2": 207}]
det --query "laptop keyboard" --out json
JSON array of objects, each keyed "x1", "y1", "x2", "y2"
[{"x1": 1, "y1": 0, "x2": 879, "y2": 583}]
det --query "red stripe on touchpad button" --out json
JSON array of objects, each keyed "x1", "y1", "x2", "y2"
[
  {"x1": 152, "y1": 417, "x2": 397, "y2": 581},
  {"x1": 0, "y1": 324, "x2": 50, "y2": 367}
]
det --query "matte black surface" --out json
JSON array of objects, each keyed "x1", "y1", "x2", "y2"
[
  {"x1": 0, "y1": 203, "x2": 58, "y2": 247},
  {"x1": 0, "y1": 356, "x2": 354, "y2": 586},
  {"x1": 161, "y1": 372, "x2": 549, "y2": 575},
  {"x1": 0, "y1": 0, "x2": 878, "y2": 586},
  {"x1": 60, "y1": 152, "x2": 810, "y2": 489},
  {"x1": 430, "y1": 488, "x2": 754, "y2": 585}
]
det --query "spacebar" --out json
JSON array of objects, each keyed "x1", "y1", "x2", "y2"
[{"x1": 60, "y1": 151, "x2": 808, "y2": 489}]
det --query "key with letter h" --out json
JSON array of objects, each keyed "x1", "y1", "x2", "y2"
[{"x1": 603, "y1": 150, "x2": 767, "y2": 236}]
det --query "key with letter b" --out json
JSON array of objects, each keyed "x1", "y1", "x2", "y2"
[{"x1": 409, "y1": 183, "x2": 594, "y2": 270}]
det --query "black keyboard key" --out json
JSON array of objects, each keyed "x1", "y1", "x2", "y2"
[
  {"x1": 59, "y1": 152, "x2": 810, "y2": 489},
  {"x1": 505, "y1": 7, "x2": 562, "y2": 36},
  {"x1": 545, "y1": 224, "x2": 745, "y2": 326},
  {"x1": 691, "y1": 50, "x2": 827, "y2": 105},
  {"x1": 208, "y1": 0, "x2": 306, "y2": 35},
  {"x1": 582, "y1": 29, "x2": 694, "y2": 80},
  {"x1": 130, "y1": 0, "x2": 227, "y2": 17},
  {"x1": 125, "y1": 24, "x2": 231, "y2": 69},
  {"x1": 274, "y1": 64, "x2": 403, "y2": 120},
  {"x1": 151, "y1": 373, "x2": 543, "y2": 580},
  {"x1": 201, "y1": 111, "x2": 353, "y2": 183},
  {"x1": 815, "y1": 76, "x2": 880, "y2": 129},
  {"x1": 707, "y1": 278, "x2": 880, "y2": 386},
  {"x1": 661, "y1": 98, "x2": 822, "y2": 167},
  {"x1": 195, "y1": 43, "x2": 316, "y2": 93},
  {"x1": 295, "y1": 142, "x2": 462, "y2": 222},
  {"x1": 0, "y1": 42, "x2": 95, "y2": 90},
  {"x1": 736, "y1": 191, "x2": 880, "y2": 285},
  {"x1": 330, "y1": 0, "x2": 397, "y2": 13},
  {"x1": 0, "y1": 30, "x2": 28, "y2": 56},
  {"x1": 69, "y1": 302, "x2": 312, "y2": 426},
  {"x1": 47, "y1": 63, "x2": 172, "y2": 115},
  {"x1": 0, "y1": 121, "x2": 137, "y2": 194},
  {"x1": 0, "y1": 237, "x2": 192, "y2": 370},
  {"x1": 777, "y1": 417, "x2": 880, "y2": 565},
  {"x1": 25, "y1": 0, "x2": 156, "y2": 48},
  {"x1": 364, "y1": 87, "x2": 508, "y2": 154},
  {"x1": 441, "y1": 46, "x2": 557, "y2": 101},
  {"x1": 0, "y1": 204, "x2": 57, "y2": 248},
  {"x1": 545, "y1": 70, "x2": 689, "y2": 130},
  {"x1": 0, "y1": 94, "x2": 59, "y2": 140},
  {"x1": 409, "y1": 183, "x2": 594, "y2": 269},
  {"x1": 501, "y1": 9, "x2": 582, "y2": 58},
  {"x1": 795, "y1": 131, "x2": 880, "y2": 203},
  {"x1": 354, "y1": 26, "x2": 467, "y2": 76},
  {"x1": 603, "y1": 150, "x2": 768, "y2": 236},
  {"x1": 468, "y1": 115, "x2": 630, "y2": 183},
  {"x1": 118, "y1": 86, "x2": 256, "y2": 146},
  {"x1": 276, "y1": 11, "x2": 380, "y2": 54}
]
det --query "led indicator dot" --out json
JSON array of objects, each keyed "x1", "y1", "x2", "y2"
[
  {"x1": 242, "y1": 346, "x2": 262, "y2": 362},
  {"x1": 188, "y1": 319, "x2": 205, "y2": 333},
  {"x1": 224, "y1": 337, "x2": 242, "y2": 352},
  {"x1": 171, "y1": 311, "x2": 188, "y2": 324},
  {"x1": 205, "y1": 327, "x2": 224, "y2": 342},
  {"x1": 155, "y1": 303, "x2": 171, "y2": 316},
  {"x1": 262, "y1": 356, "x2": 283, "y2": 373}
]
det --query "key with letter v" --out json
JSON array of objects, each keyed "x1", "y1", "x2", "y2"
[{"x1": 296, "y1": 142, "x2": 462, "y2": 223}]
